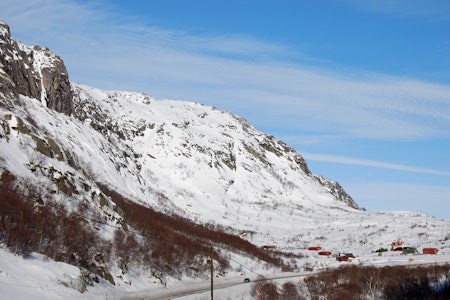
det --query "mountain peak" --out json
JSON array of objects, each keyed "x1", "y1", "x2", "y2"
[
  {"x1": 0, "y1": 20, "x2": 73, "y2": 115},
  {"x1": 0, "y1": 20, "x2": 11, "y2": 41}
]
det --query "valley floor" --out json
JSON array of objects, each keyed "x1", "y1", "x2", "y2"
[{"x1": 1, "y1": 246, "x2": 450, "y2": 300}]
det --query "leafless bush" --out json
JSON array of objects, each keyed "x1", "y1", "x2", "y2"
[
  {"x1": 98, "y1": 182, "x2": 289, "y2": 276},
  {"x1": 300, "y1": 264, "x2": 450, "y2": 299},
  {"x1": 0, "y1": 174, "x2": 112, "y2": 283},
  {"x1": 250, "y1": 276, "x2": 279, "y2": 300},
  {"x1": 280, "y1": 281, "x2": 304, "y2": 300}
]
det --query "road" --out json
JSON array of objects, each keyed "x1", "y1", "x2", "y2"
[
  {"x1": 122, "y1": 271, "x2": 317, "y2": 300},
  {"x1": 121, "y1": 259, "x2": 450, "y2": 300}
]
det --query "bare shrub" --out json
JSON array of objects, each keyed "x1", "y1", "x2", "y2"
[
  {"x1": 300, "y1": 264, "x2": 450, "y2": 299},
  {"x1": 0, "y1": 176, "x2": 111, "y2": 283},
  {"x1": 250, "y1": 276, "x2": 279, "y2": 300},
  {"x1": 280, "y1": 281, "x2": 303, "y2": 300},
  {"x1": 97, "y1": 182, "x2": 288, "y2": 277},
  {"x1": 304, "y1": 276, "x2": 321, "y2": 299}
]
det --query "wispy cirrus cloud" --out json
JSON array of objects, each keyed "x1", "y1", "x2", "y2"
[
  {"x1": 303, "y1": 153, "x2": 450, "y2": 176},
  {"x1": 1, "y1": 0, "x2": 450, "y2": 143},
  {"x1": 0, "y1": 0, "x2": 104, "y2": 35},
  {"x1": 121, "y1": 25, "x2": 291, "y2": 59}
]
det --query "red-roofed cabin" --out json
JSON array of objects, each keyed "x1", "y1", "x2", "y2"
[
  {"x1": 337, "y1": 256, "x2": 349, "y2": 262},
  {"x1": 307, "y1": 246, "x2": 322, "y2": 251},
  {"x1": 392, "y1": 241, "x2": 403, "y2": 247},
  {"x1": 423, "y1": 248, "x2": 438, "y2": 254}
]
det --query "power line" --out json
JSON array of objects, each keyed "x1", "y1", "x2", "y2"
[
  {"x1": 0, "y1": 183, "x2": 294, "y2": 299},
  {"x1": 0, "y1": 184, "x2": 253, "y2": 254},
  {"x1": 0, "y1": 182, "x2": 290, "y2": 289}
]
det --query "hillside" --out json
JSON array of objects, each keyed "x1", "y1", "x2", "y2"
[{"x1": 1, "y1": 20, "x2": 450, "y2": 298}]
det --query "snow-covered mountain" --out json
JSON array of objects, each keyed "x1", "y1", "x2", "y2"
[
  {"x1": 1, "y1": 20, "x2": 449, "y2": 298},
  {"x1": 70, "y1": 82, "x2": 360, "y2": 235},
  {"x1": 1, "y1": 19, "x2": 360, "y2": 246}
]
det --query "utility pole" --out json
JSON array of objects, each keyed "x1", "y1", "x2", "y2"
[
  {"x1": 435, "y1": 261, "x2": 437, "y2": 283},
  {"x1": 210, "y1": 246, "x2": 214, "y2": 300}
]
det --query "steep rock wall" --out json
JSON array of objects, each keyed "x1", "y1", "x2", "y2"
[{"x1": 0, "y1": 21, "x2": 72, "y2": 115}]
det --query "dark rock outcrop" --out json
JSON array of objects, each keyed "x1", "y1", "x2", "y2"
[
  {"x1": 0, "y1": 21, "x2": 73, "y2": 115},
  {"x1": 0, "y1": 22, "x2": 40, "y2": 102},
  {"x1": 313, "y1": 174, "x2": 359, "y2": 209}
]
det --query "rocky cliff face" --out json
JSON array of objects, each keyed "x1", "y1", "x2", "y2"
[
  {"x1": 0, "y1": 21, "x2": 72, "y2": 115},
  {"x1": 313, "y1": 174, "x2": 358, "y2": 209}
]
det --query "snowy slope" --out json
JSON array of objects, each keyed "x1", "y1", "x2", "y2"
[
  {"x1": 70, "y1": 84, "x2": 450, "y2": 252},
  {"x1": 2, "y1": 81, "x2": 448, "y2": 254},
  {"x1": 70, "y1": 84, "x2": 358, "y2": 240}
]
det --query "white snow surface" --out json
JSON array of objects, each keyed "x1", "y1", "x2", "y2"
[{"x1": 0, "y1": 81, "x2": 450, "y2": 298}]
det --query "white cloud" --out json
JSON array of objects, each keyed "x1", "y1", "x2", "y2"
[
  {"x1": 1, "y1": 0, "x2": 450, "y2": 142},
  {"x1": 123, "y1": 25, "x2": 289, "y2": 59},
  {"x1": 302, "y1": 153, "x2": 450, "y2": 176},
  {"x1": 0, "y1": 0, "x2": 103, "y2": 36}
]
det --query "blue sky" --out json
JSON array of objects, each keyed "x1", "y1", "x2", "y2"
[{"x1": 1, "y1": 0, "x2": 449, "y2": 219}]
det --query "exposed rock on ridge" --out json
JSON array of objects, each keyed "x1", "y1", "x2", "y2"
[
  {"x1": 0, "y1": 21, "x2": 73, "y2": 115},
  {"x1": 313, "y1": 174, "x2": 358, "y2": 209}
]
